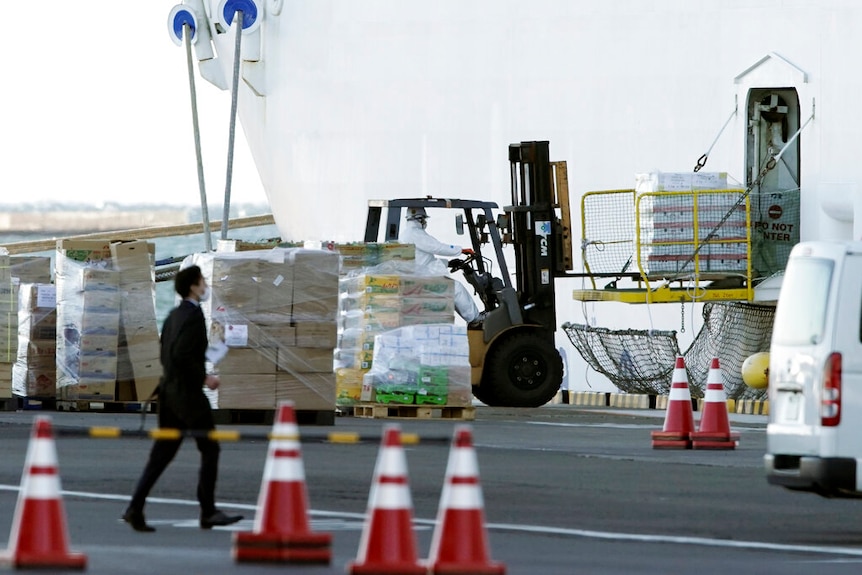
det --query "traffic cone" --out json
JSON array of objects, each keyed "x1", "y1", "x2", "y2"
[
  {"x1": 651, "y1": 356, "x2": 694, "y2": 449},
  {"x1": 691, "y1": 358, "x2": 738, "y2": 450},
  {"x1": 0, "y1": 416, "x2": 86, "y2": 569},
  {"x1": 233, "y1": 401, "x2": 332, "y2": 563},
  {"x1": 426, "y1": 425, "x2": 505, "y2": 575},
  {"x1": 348, "y1": 425, "x2": 426, "y2": 575}
]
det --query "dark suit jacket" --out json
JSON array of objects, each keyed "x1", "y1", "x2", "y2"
[{"x1": 159, "y1": 299, "x2": 213, "y2": 429}]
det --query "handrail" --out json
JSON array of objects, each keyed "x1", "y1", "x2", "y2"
[{"x1": 0, "y1": 214, "x2": 276, "y2": 255}]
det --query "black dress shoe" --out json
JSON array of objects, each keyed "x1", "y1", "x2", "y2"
[
  {"x1": 122, "y1": 508, "x2": 155, "y2": 532},
  {"x1": 200, "y1": 509, "x2": 243, "y2": 529}
]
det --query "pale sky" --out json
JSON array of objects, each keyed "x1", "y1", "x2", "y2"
[{"x1": 0, "y1": 1, "x2": 268, "y2": 207}]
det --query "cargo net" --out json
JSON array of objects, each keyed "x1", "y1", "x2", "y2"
[
  {"x1": 581, "y1": 190, "x2": 636, "y2": 276},
  {"x1": 563, "y1": 302, "x2": 774, "y2": 399},
  {"x1": 749, "y1": 189, "x2": 800, "y2": 277}
]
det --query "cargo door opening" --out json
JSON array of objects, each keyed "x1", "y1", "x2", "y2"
[{"x1": 746, "y1": 88, "x2": 801, "y2": 277}]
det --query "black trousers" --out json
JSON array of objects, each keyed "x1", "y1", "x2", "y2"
[{"x1": 129, "y1": 397, "x2": 220, "y2": 516}]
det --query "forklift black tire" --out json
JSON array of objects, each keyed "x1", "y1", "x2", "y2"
[
  {"x1": 482, "y1": 331, "x2": 563, "y2": 407},
  {"x1": 471, "y1": 381, "x2": 499, "y2": 407}
]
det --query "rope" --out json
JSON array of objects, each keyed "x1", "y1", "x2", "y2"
[
  {"x1": 694, "y1": 97, "x2": 738, "y2": 172},
  {"x1": 183, "y1": 23, "x2": 213, "y2": 252},
  {"x1": 221, "y1": 10, "x2": 244, "y2": 241}
]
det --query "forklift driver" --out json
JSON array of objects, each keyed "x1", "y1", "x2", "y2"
[{"x1": 401, "y1": 207, "x2": 481, "y2": 324}]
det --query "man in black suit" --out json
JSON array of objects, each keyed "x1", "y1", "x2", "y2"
[{"x1": 123, "y1": 265, "x2": 242, "y2": 532}]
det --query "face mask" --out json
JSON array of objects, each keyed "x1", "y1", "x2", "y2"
[{"x1": 199, "y1": 287, "x2": 211, "y2": 302}]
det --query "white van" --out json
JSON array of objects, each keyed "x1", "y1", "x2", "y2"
[{"x1": 764, "y1": 240, "x2": 862, "y2": 497}]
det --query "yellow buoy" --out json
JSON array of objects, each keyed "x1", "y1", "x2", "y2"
[{"x1": 742, "y1": 352, "x2": 770, "y2": 389}]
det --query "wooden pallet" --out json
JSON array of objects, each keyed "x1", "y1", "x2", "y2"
[
  {"x1": 212, "y1": 408, "x2": 336, "y2": 426},
  {"x1": 56, "y1": 400, "x2": 156, "y2": 413},
  {"x1": 353, "y1": 403, "x2": 475, "y2": 420}
]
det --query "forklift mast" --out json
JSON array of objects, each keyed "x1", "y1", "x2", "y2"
[{"x1": 506, "y1": 141, "x2": 566, "y2": 332}]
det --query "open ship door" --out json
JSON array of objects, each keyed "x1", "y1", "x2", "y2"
[{"x1": 746, "y1": 88, "x2": 801, "y2": 276}]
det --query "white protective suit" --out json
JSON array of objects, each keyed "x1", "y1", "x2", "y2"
[{"x1": 400, "y1": 218, "x2": 480, "y2": 323}]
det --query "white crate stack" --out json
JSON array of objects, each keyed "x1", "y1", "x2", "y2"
[{"x1": 636, "y1": 172, "x2": 747, "y2": 275}]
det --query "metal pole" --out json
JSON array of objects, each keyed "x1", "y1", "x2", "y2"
[
  {"x1": 184, "y1": 23, "x2": 213, "y2": 252},
  {"x1": 221, "y1": 10, "x2": 244, "y2": 240}
]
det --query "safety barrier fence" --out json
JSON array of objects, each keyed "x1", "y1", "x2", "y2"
[{"x1": 42, "y1": 426, "x2": 453, "y2": 444}]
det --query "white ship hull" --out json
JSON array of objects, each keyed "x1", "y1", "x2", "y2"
[
  {"x1": 182, "y1": 0, "x2": 862, "y2": 244},
  {"x1": 173, "y1": 0, "x2": 862, "y2": 390}
]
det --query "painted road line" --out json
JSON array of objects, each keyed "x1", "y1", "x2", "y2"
[{"x1": 2, "y1": 485, "x2": 861, "y2": 557}]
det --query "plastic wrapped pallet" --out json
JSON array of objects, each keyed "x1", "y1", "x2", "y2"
[
  {"x1": 360, "y1": 324, "x2": 471, "y2": 407},
  {"x1": 185, "y1": 247, "x2": 339, "y2": 411},
  {"x1": 13, "y1": 284, "x2": 57, "y2": 398},
  {"x1": 334, "y1": 267, "x2": 456, "y2": 406},
  {"x1": 9, "y1": 256, "x2": 52, "y2": 284},
  {"x1": 0, "y1": 251, "x2": 19, "y2": 367},
  {"x1": 332, "y1": 242, "x2": 415, "y2": 273},
  {"x1": 55, "y1": 250, "x2": 120, "y2": 401},
  {"x1": 111, "y1": 241, "x2": 161, "y2": 401}
]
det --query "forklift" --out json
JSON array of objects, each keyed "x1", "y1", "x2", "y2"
[{"x1": 363, "y1": 141, "x2": 573, "y2": 407}]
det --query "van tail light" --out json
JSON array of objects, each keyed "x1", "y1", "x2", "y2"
[{"x1": 821, "y1": 352, "x2": 842, "y2": 427}]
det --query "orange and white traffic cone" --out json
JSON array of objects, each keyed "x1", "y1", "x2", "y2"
[
  {"x1": 233, "y1": 401, "x2": 332, "y2": 563},
  {"x1": 0, "y1": 416, "x2": 86, "y2": 569},
  {"x1": 691, "y1": 358, "x2": 738, "y2": 450},
  {"x1": 348, "y1": 425, "x2": 426, "y2": 575},
  {"x1": 426, "y1": 425, "x2": 505, "y2": 575},
  {"x1": 651, "y1": 356, "x2": 694, "y2": 449}
]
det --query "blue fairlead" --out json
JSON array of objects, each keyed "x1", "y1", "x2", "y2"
[
  {"x1": 168, "y1": 5, "x2": 197, "y2": 44},
  {"x1": 221, "y1": 0, "x2": 259, "y2": 29}
]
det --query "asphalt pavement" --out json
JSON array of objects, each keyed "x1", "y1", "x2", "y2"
[{"x1": 0, "y1": 405, "x2": 861, "y2": 575}]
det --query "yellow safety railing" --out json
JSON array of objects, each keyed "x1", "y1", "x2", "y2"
[
  {"x1": 576, "y1": 188, "x2": 754, "y2": 303},
  {"x1": 634, "y1": 189, "x2": 753, "y2": 303}
]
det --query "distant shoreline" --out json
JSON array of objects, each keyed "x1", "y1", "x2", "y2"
[
  {"x1": 0, "y1": 209, "x2": 189, "y2": 234},
  {"x1": 0, "y1": 203, "x2": 271, "y2": 234}
]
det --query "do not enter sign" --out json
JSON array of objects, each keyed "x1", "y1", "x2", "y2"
[{"x1": 768, "y1": 204, "x2": 783, "y2": 219}]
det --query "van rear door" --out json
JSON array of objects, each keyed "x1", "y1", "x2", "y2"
[
  {"x1": 768, "y1": 243, "x2": 862, "y2": 457},
  {"x1": 768, "y1": 245, "x2": 841, "y2": 454}
]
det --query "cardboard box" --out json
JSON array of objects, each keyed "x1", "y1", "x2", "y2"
[
  {"x1": 57, "y1": 239, "x2": 113, "y2": 265},
  {"x1": 291, "y1": 294, "x2": 339, "y2": 322},
  {"x1": 400, "y1": 276, "x2": 453, "y2": 298},
  {"x1": 123, "y1": 332, "x2": 160, "y2": 364},
  {"x1": 12, "y1": 363, "x2": 55, "y2": 397},
  {"x1": 218, "y1": 348, "x2": 278, "y2": 375},
  {"x1": 257, "y1": 260, "x2": 294, "y2": 312},
  {"x1": 255, "y1": 323, "x2": 296, "y2": 348},
  {"x1": 336, "y1": 367, "x2": 368, "y2": 405},
  {"x1": 217, "y1": 374, "x2": 275, "y2": 409},
  {"x1": 61, "y1": 378, "x2": 115, "y2": 400},
  {"x1": 79, "y1": 333, "x2": 119, "y2": 354},
  {"x1": 134, "y1": 376, "x2": 161, "y2": 401},
  {"x1": 295, "y1": 322, "x2": 338, "y2": 349},
  {"x1": 9, "y1": 256, "x2": 51, "y2": 284},
  {"x1": 80, "y1": 311, "x2": 120, "y2": 335},
  {"x1": 277, "y1": 347, "x2": 334, "y2": 374},
  {"x1": 275, "y1": 373, "x2": 335, "y2": 410},
  {"x1": 81, "y1": 289, "x2": 121, "y2": 312},
  {"x1": 78, "y1": 354, "x2": 118, "y2": 378},
  {"x1": 81, "y1": 268, "x2": 120, "y2": 290}
]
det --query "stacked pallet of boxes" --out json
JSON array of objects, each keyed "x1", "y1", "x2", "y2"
[
  {"x1": 283, "y1": 250, "x2": 339, "y2": 409},
  {"x1": 55, "y1": 240, "x2": 120, "y2": 401},
  {"x1": 0, "y1": 252, "x2": 16, "y2": 399},
  {"x1": 336, "y1": 271, "x2": 456, "y2": 406},
  {"x1": 636, "y1": 172, "x2": 746, "y2": 276},
  {"x1": 12, "y1": 284, "x2": 57, "y2": 398},
  {"x1": 111, "y1": 241, "x2": 161, "y2": 401},
  {"x1": 359, "y1": 324, "x2": 471, "y2": 407},
  {"x1": 194, "y1": 252, "x2": 272, "y2": 409},
  {"x1": 189, "y1": 247, "x2": 339, "y2": 411}
]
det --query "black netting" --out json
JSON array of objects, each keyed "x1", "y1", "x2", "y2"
[
  {"x1": 563, "y1": 302, "x2": 774, "y2": 399},
  {"x1": 563, "y1": 324, "x2": 681, "y2": 395}
]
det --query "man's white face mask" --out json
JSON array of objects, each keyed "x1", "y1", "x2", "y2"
[{"x1": 198, "y1": 286, "x2": 211, "y2": 302}]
